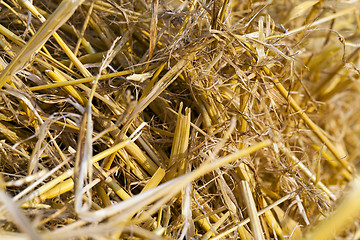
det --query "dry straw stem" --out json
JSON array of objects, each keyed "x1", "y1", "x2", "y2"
[
  {"x1": 240, "y1": 180, "x2": 265, "y2": 240},
  {"x1": 168, "y1": 103, "x2": 191, "y2": 177},
  {"x1": 19, "y1": 0, "x2": 92, "y2": 78},
  {"x1": 210, "y1": 191, "x2": 299, "y2": 240},
  {"x1": 74, "y1": 140, "x2": 270, "y2": 222},
  {"x1": 28, "y1": 64, "x2": 149, "y2": 91},
  {"x1": 1, "y1": 0, "x2": 360, "y2": 239},
  {"x1": 0, "y1": 0, "x2": 85, "y2": 88}
]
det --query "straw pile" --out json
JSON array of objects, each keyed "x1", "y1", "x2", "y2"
[{"x1": 0, "y1": 0, "x2": 360, "y2": 239}]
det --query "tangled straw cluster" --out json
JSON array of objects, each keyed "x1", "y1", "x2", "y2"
[{"x1": 0, "y1": 0, "x2": 360, "y2": 239}]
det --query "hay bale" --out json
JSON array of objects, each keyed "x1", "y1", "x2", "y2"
[{"x1": 0, "y1": 0, "x2": 359, "y2": 239}]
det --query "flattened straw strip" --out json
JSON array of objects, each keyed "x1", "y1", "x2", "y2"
[
  {"x1": 0, "y1": 121, "x2": 21, "y2": 143},
  {"x1": 148, "y1": 0, "x2": 159, "y2": 61},
  {"x1": 140, "y1": 167, "x2": 166, "y2": 193},
  {"x1": 240, "y1": 180, "x2": 265, "y2": 240},
  {"x1": 168, "y1": 104, "x2": 191, "y2": 177},
  {"x1": 167, "y1": 107, "x2": 211, "y2": 139},
  {"x1": 0, "y1": 0, "x2": 85, "y2": 88}
]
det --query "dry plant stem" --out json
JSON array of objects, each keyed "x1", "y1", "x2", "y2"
[
  {"x1": 178, "y1": 0, "x2": 198, "y2": 35},
  {"x1": 210, "y1": 191, "x2": 297, "y2": 240},
  {"x1": 260, "y1": 197, "x2": 284, "y2": 238},
  {"x1": 95, "y1": 183, "x2": 113, "y2": 207},
  {"x1": 20, "y1": 0, "x2": 92, "y2": 78},
  {"x1": 1, "y1": 86, "x2": 68, "y2": 174},
  {"x1": 93, "y1": 163, "x2": 130, "y2": 201},
  {"x1": 0, "y1": 23, "x2": 26, "y2": 46},
  {"x1": 0, "y1": 0, "x2": 85, "y2": 88},
  {"x1": 140, "y1": 167, "x2": 166, "y2": 193},
  {"x1": 13, "y1": 157, "x2": 70, "y2": 201},
  {"x1": 76, "y1": 46, "x2": 127, "y2": 213},
  {"x1": 312, "y1": 144, "x2": 352, "y2": 181},
  {"x1": 122, "y1": 48, "x2": 203, "y2": 134},
  {"x1": 240, "y1": 180, "x2": 265, "y2": 240},
  {"x1": 37, "y1": 178, "x2": 74, "y2": 202},
  {"x1": 218, "y1": 0, "x2": 230, "y2": 24},
  {"x1": 139, "y1": 62, "x2": 166, "y2": 102},
  {"x1": 69, "y1": 1, "x2": 95, "y2": 69},
  {"x1": 201, "y1": 211, "x2": 231, "y2": 240},
  {"x1": 0, "y1": 1, "x2": 358, "y2": 239},
  {"x1": 315, "y1": 48, "x2": 360, "y2": 99},
  {"x1": 168, "y1": 104, "x2": 191, "y2": 177},
  {"x1": 45, "y1": 69, "x2": 86, "y2": 105},
  {"x1": 67, "y1": 140, "x2": 271, "y2": 223},
  {"x1": 19, "y1": 138, "x2": 130, "y2": 205},
  {"x1": 262, "y1": 67, "x2": 352, "y2": 174},
  {"x1": 18, "y1": 169, "x2": 73, "y2": 204},
  {"x1": 148, "y1": 0, "x2": 159, "y2": 61},
  {"x1": 36, "y1": 205, "x2": 68, "y2": 227},
  {"x1": 304, "y1": 177, "x2": 360, "y2": 240}
]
